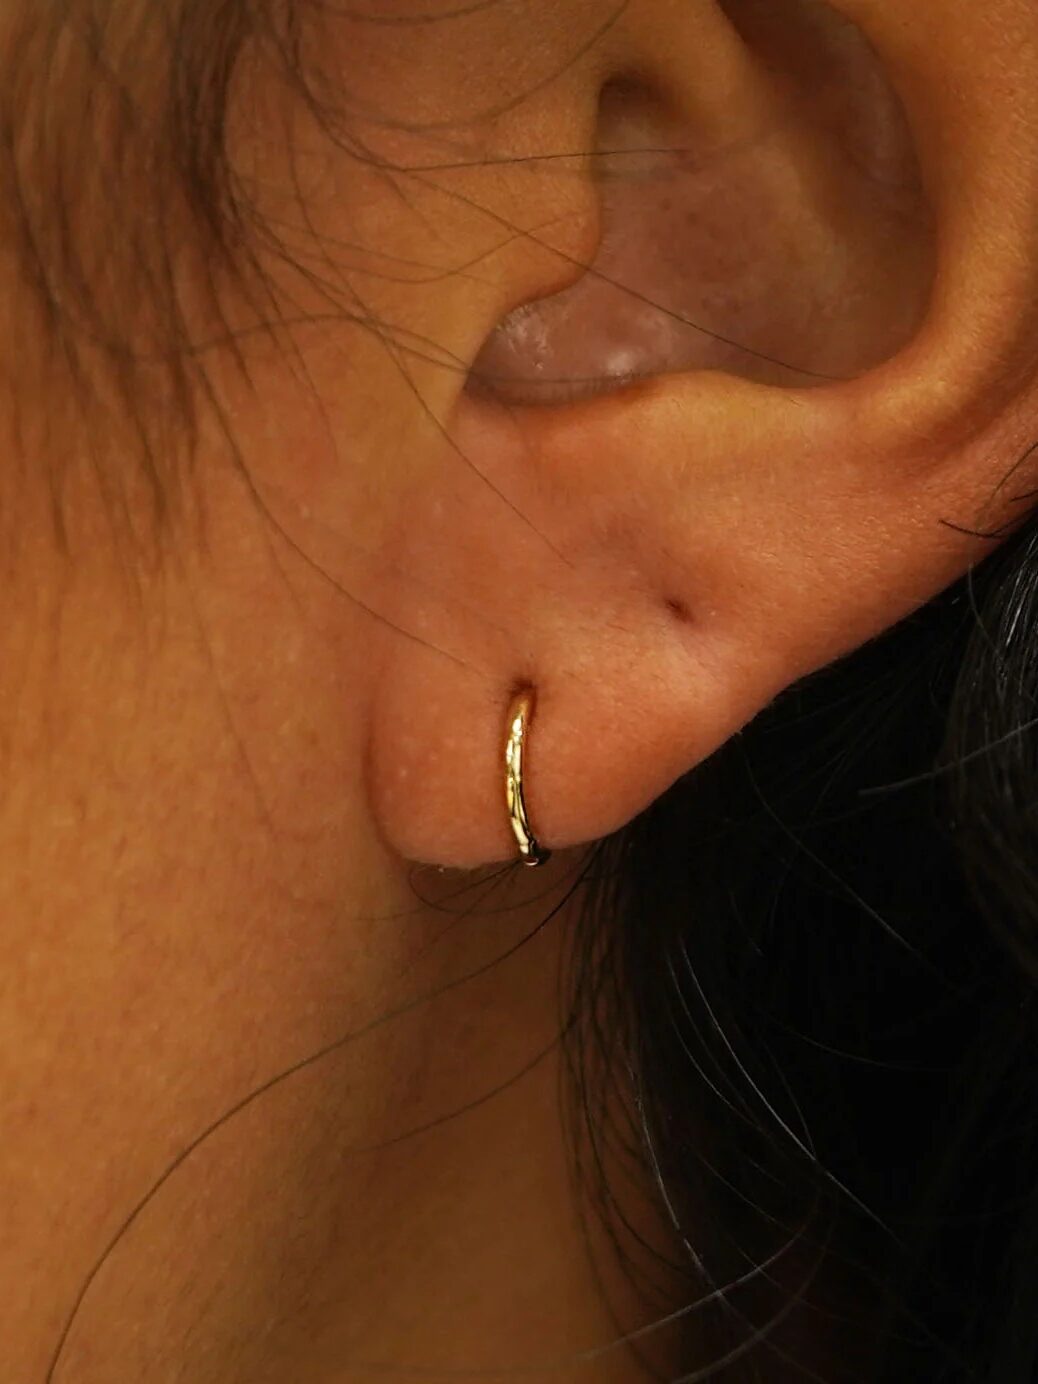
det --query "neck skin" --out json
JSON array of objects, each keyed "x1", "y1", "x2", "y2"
[{"x1": 0, "y1": 316, "x2": 681, "y2": 1383}]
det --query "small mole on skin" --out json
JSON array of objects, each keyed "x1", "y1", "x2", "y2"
[{"x1": 664, "y1": 596, "x2": 693, "y2": 625}]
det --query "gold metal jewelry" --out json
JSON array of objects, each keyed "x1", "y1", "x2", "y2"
[{"x1": 505, "y1": 689, "x2": 551, "y2": 868}]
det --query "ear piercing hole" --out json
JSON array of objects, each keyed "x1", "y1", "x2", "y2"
[{"x1": 664, "y1": 596, "x2": 693, "y2": 625}]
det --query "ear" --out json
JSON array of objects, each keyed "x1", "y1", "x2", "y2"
[{"x1": 366, "y1": 0, "x2": 1038, "y2": 869}]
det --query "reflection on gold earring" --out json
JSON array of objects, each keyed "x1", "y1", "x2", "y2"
[{"x1": 505, "y1": 689, "x2": 551, "y2": 868}]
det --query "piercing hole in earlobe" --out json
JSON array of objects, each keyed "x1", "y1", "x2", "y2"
[{"x1": 664, "y1": 596, "x2": 693, "y2": 625}]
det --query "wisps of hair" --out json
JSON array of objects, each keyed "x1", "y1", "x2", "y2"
[
  {"x1": 0, "y1": 0, "x2": 310, "y2": 547},
  {"x1": 565, "y1": 522, "x2": 1038, "y2": 1380}
]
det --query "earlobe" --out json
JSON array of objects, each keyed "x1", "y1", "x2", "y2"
[{"x1": 365, "y1": 0, "x2": 1038, "y2": 871}]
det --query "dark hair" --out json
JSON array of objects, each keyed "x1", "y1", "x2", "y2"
[
  {"x1": 570, "y1": 523, "x2": 1038, "y2": 1380},
  {"x1": 11, "y1": 3, "x2": 1038, "y2": 1380}
]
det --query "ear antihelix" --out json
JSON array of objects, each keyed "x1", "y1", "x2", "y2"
[{"x1": 470, "y1": 50, "x2": 931, "y2": 402}]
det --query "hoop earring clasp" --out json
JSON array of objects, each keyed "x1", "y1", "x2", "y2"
[{"x1": 505, "y1": 689, "x2": 551, "y2": 868}]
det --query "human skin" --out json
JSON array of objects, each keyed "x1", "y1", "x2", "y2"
[{"x1": 1, "y1": 1, "x2": 1037, "y2": 1379}]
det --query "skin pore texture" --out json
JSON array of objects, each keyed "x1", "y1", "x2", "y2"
[{"x1": 1, "y1": 0, "x2": 1038, "y2": 1380}]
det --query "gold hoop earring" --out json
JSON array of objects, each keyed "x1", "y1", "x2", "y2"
[{"x1": 505, "y1": 689, "x2": 551, "y2": 868}]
